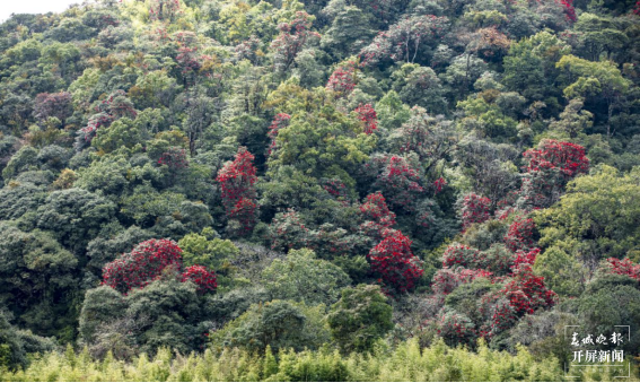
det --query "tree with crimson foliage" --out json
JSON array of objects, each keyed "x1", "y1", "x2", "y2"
[
  {"x1": 601, "y1": 257, "x2": 640, "y2": 283},
  {"x1": 181, "y1": 265, "x2": 218, "y2": 294},
  {"x1": 519, "y1": 139, "x2": 589, "y2": 209},
  {"x1": 326, "y1": 60, "x2": 358, "y2": 97},
  {"x1": 270, "y1": 11, "x2": 320, "y2": 72},
  {"x1": 359, "y1": 192, "x2": 396, "y2": 240},
  {"x1": 504, "y1": 215, "x2": 536, "y2": 253},
  {"x1": 102, "y1": 238, "x2": 183, "y2": 294},
  {"x1": 513, "y1": 248, "x2": 540, "y2": 269},
  {"x1": 217, "y1": 147, "x2": 258, "y2": 236},
  {"x1": 559, "y1": 0, "x2": 576, "y2": 23},
  {"x1": 524, "y1": 140, "x2": 589, "y2": 180},
  {"x1": 365, "y1": 154, "x2": 425, "y2": 213},
  {"x1": 458, "y1": 193, "x2": 491, "y2": 231},
  {"x1": 501, "y1": 265, "x2": 556, "y2": 316},
  {"x1": 368, "y1": 229, "x2": 424, "y2": 294},
  {"x1": 482, "y1": 264, "x2": 556, "y2": 339},
  {"x1": 102, "y1": 238, "x2": 217, "y2": 295},
  {"x1": 353, "y1": 104, "x2": 377, "y2": 135}
]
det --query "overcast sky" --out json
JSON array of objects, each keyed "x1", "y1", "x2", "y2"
[{"x1": 0, "y1": 0, "x2": 82, "y2": 23}]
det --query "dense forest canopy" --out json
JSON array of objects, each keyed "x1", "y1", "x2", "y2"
[{"x1": 1, "y1": 0, "x2": 640, "y2": 380}]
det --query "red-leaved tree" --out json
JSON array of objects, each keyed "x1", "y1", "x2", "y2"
[
  {"x1": 479, "y1": 264, "x2": 556, "y2": 338},
  {"x1": 367, "y1": 154, "x2": 425, "y2": 212},
  {"x1": 217, "y1": 147, "x2": 258, "y2": 235},
  {"x1": 368, "y1": 229, "x2": 424, "y2": 294},
  {"x1": 102, "y1": 239, "x2": 183, "y2": 294},
  {"x1": 360, "y1": 192, "x2": 396, "y2": 226},
  {"x1": 502, "y1": 265, "x2": 557, "y2": 316},
  {"x1": 181, "y1": 265, "x2": 218, "y2": 294},
  {"x1": 504, "y1": 215, "x2": 536, "y2": 252},
  {"x1": 353, "y1": 104, "x2": 378, "y2": 135},
  {"x1": 559, "y1": 0, "x2": 577, "y2": 23},
  {"x1": 326, "y1": 61, "x2": 357, "y2": 97},
  {"x1": 459, "y1": 193, "x2": 492, "y2": 231},
  {"x1": 513, "y1": 248, "x2": 540, "y2": 269},
  {"x1": 520, "y1": 140, "x2": 589, "y2": 209},
  {"x1": 102, "y1": 239, "x2": 218, "y2": 295},
  {"x1": 602, "y1": 258, "x2": 640, "y2": 282},
  {"x1": 359, "y1": 192, "x2": 397, "y2": 240},
  {"x1": 270, "y1": 11, "x2": 320, "y2": 72}
]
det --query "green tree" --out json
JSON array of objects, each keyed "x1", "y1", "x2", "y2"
[
  {"x1": 321, "y1": 5, "x2": 375, "y2": 59},
  {"x1": 0, "y1": 310, "x2": 54, "y2": 370},
  {"x1": 533, "y1": 246, "x2": 587, "y2": 297},
  {"x1": 210, "y1": 299, "x2": 330, "y2": 353},
  {"x1": 556, "y1": 54, "x2": 631, "y2": 138},
  {"x1": 327, "y1": 284, "x2": 393, "y2": 353},
  {"x1": 503, "y1": 31, "x2": 570, "y2": 102},
  {"x1": 0, "y1": 223, "x2": 78, "y2": 338},
  {"x1": 537, "y1": 165, "x2": 640, "y2": 269},
  {"x1": 576, "y1": 274, "x2": 640, "y2": 355},
  {"x1": 391, "y1": 64, "x2": 447, "y2": 113},
  {"x1": 549, "y1": 98, "x2": 594, "y2": 138},
  {"x1": 261, "y1": 248, "x2": 351, "y2": 306},
  {"x1": 36, "y1": 188, "x2": 117, "y2": 253},
  {"x1": 80, "y1": 278, "x2": 211, "y2": 357}
]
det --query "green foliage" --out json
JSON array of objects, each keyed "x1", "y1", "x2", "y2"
[
  {"x1": 80, "y1": 278, "x2": 210, "y2": 358},
  {"x1": 179, "y1": 229, "x2": 239, "y2": 270},
  {"x1": 537, "y1": 165, "x2": 640, "y2": 266},
  {"x1": 0, "y1": 310, "x2": 54, "y2": 370},
  {"x1": 0, "y1": 337, "x2": 573, "y2": 382},
  {"x1": 576, "y1": 274, "x2": 640, "y2": 354},
  {"x1": 327, "y1": 284, "x2": 393, "y2": 353},
  {"x1": 36, "y1": 188, "x2": 117, "y2": 253},
  {"x1": 0, "y1": 0, "x2": 639, "y2": 375},
  {"x1": 210, "y1": 299, "x2": 330, "y2": 354},
  {"x1": 503, "y1": 31, "x2": 570, "y2": 102},
  {"x1": 178, "y1": 229, "x2": 238, "y2": 290},
  {"x1": 0, "y1": 223, "x2": 78, "y2": 338},
  {"x1": 92, "y1": 118, "x2": 147, "y2": 153},
  {"x1": 267, "y1": 106, "x2": 375, "y2": 180},
  {"x1": 533, "y1": 246, "x2": 586, "y2": 297},
  {"x1": 261, "y1": 248, "x2": 351, "y2": 306},
  {"x1": 2, "y1": 146, "x2": 38, "y2": 181}
]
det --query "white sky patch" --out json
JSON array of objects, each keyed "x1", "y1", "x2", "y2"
[{"x1": 0, "y1": 0, "x2": 83, "y2": 23}]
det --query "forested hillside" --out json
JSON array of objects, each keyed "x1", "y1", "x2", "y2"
[{"x1": 1, "y1": 0, "x2": 640, "y2": 381}]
